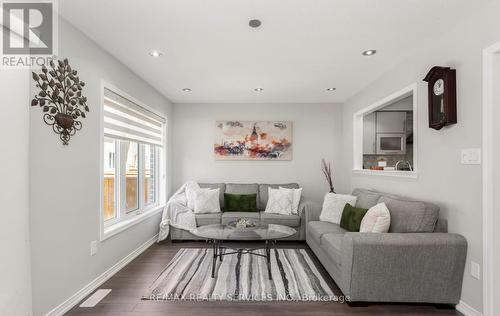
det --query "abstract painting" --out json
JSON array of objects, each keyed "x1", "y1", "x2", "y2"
[{"x1": 214, "y1": 121, "x2": 292, "y2": 160}]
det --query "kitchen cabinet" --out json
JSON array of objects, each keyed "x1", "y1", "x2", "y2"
[
  {"x1": 376, "y1": 111, "x2": 406, "y2": 133},
  {"x1": 363, "y1": 112, "x2": 376, "y2": 154}
]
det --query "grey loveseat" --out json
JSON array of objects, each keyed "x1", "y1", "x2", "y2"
[
  {"x1": 170, "y1": 183, "x2": 311, "y2": 241},
  {"x1": 306, "y1": 188, "x2": 467, "y2": 305}
]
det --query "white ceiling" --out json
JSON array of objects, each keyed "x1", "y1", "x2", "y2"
[{"x1": 59, "y1": 0, "x2": 480, "y2": 103}]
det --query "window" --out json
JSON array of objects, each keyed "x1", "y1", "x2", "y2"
[
  {"x1": 144, "y1": 144, "x2": 156, "y2": 206},
  {"x1": 101, "y1": 84, "x2": 166, "y2": 238},
  {"x1": 103, "y1": 137, "x2": 116, "y2": 221},
  {"x1": 353, "y1": 84, "x2": 417, "y2": 177},
  {"x1": 123, "y1": 140, "x2": 139, "y2": 212}
]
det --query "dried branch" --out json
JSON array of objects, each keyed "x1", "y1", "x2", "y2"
[{"x1": 321, "y1": 159, "x2": 335, "y2": 193}]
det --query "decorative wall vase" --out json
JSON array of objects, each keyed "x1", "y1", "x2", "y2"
[{"x1": 31, "y1": 58, "x2": 89, "y2": 145}]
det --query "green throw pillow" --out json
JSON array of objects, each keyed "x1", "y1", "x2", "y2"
[
  {"x1": 223, "y1": 193, "x2": 258, "y2": 212},
  {"x1": 340, "y1": 204, "x2": 368, "y2": 232}
]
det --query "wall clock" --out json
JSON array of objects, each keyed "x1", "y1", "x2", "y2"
[{"x1": 423, "y1": 66, "x2": 457, "y2": 130}]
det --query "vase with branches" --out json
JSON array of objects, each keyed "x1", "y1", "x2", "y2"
[{"x1": 321, "y1": 159, "x2": 335, "y2": 193}]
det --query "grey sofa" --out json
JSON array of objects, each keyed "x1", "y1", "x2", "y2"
[
  {"x1": 306, "y1": 188, "x2": 467, "y2": 305},
  {"x1": 170, "y1": 182, "x2": 310, "y2": 241}
]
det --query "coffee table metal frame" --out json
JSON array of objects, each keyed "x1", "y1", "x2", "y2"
[
  {"x1": 192, "y1": 223, "x2": 296, "y2": 280},
  {"x1": 209, "y1": 239, "x2": 276, "y2": 280}
]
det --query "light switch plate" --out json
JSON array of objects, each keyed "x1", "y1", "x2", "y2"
[
  {"x1": 461, "y1": 148, "x2": 481, "y2": 165},
  {"x1": 471, "y1": 261, "x2": 481, "y2": 280}
]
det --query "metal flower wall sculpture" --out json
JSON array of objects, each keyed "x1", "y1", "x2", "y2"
[{"x1": 31, "y1": 58, "x2": 89, "y2": 145}]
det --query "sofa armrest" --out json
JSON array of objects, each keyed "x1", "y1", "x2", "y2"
[
  {"x1": 303, "y1": 201, "x2": 321, "y2": 223},
  {"x1": 341, "y1": 232, "x2": 467, "y2": 304},
  {"x1": 295, "y1": 201, "x2": 316, "y2": 240}
]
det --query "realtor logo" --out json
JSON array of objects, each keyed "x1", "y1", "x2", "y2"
[{"x1": 1, "y1": 0, "x2": 58, "y2": 68}]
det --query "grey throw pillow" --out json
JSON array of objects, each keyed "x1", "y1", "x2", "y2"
[
  {"x1": 378, "y1": 196, "x2": 439, "y2": 233},
  {"x1": 352, "y1": 188, "x2": 381, "y2": 209}
]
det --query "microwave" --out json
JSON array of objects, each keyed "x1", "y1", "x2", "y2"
[{"x1": 376, "y1": 133, "x2": 406, "y2": 155}]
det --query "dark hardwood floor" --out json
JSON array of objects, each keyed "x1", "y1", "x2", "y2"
[{"x1": 66, "y1": 239, "x2": 462, "y2": 316}]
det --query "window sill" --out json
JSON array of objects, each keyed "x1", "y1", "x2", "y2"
[
  {"x1": 101, "y1": 204, "x2": 165, "y2": 241},
  {"x1": 352, "y1": 169, "x2": 418, "y2": 179}
]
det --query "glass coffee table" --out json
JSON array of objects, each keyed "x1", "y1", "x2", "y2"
[{"x1": 191, "y1": 222, "x2": 297, "y2": 280}]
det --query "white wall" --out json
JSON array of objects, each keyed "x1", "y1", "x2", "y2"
[
  {"x1": 172, "y1": 103, "x2": 346, "y2": 203},
  {"x1": 29, "y1": 18, "x2": 173, "y2": 315},
  {"x1": 340, "y1": 2, "x2": 500, "y2": 313},
  {"x1": 0, "y1": 70, "x2": 32, "y2": 315}
]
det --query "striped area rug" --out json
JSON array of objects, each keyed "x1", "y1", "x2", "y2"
[{"x1": 144, "y1": 248, "x2": 336, "y2": 301}]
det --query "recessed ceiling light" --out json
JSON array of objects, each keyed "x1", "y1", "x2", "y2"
[
  {"x1": 182, "y1": 88, "x2": 191, "y2": 92},
  {"x1": 326, "y1": 88, "x2": 336, "y2": 91},
  {"x1": 254, "y1": 88, "x2": 263, "y2": 92},
  {"x1": 362, "y1": 49, "x2": 377, "y2": 56},
  {"x1": 249, "y1": 19, "x2": 262, "y2": 28},
  {"x1": 149, "y1": 50, "x2": 162, "y2": 57}
]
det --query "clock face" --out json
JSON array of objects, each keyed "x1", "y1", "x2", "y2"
[{"x1": 433, "y1": 79, "x2": 444, "y2": 96}]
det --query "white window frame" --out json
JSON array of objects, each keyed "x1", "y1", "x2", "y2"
[
  {"x1": 352, "y1": 83, "x2": 418, "y2": 178},
  {"x1": 142, "y1": 143, "x2": 159, "y2": 208},
  {"x1": 120, "y1": 140, "x2": 141, "y2": 217},
  {"x1": 99, "y1": 81, "x2": 167, "y2": 241}
]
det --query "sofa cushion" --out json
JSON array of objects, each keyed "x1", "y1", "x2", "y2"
[
  {"x1": 221, "y1": 211, "x2": 260, "y2": 225},
  {"x1": 195, "y1": 213, "x2": 222, "y2": 226},
  {"x1": 186, "y1": 181, "x2": 201, "y2": 210},
  {"x1": 434, "y1": 218, "x2": 448, "y2": 233},
  {"x1": 360, "y1": 202, "x2": 391, "y2": 233},
  {"x1": 259, "y1": 183, "x2": 300, "y2": 209},
  {"x1": 307, "y1": 221, "x2": 347, "y2": 244},
  {"x1": 260, "y1": 212, "x2": 300, "y2": 227},
  {"x1": 193, "y1": 188, "x2": 221, "y2": 214},
  {"x1": 320, "y1": 193, "x2": 357, "y2": 224},
  {"x1": 339, "y1": 204, "x2": 368, "y2": 232},
  {"x1": 278, "y1": 187, "x2": 302, "y2": 215},
  {"x1": 224, "y1": 193, "x2": 258, "y2": 212},
  {"x1": 199, "y1": 183, "x2": 226, "y2": 208},
  {"x1": 225, "y1": 183, "x2": 259, "y2": 209},
  {"x1": 352, "y1": 188, "x2": 381, "y2": 209},
  {"x1": 379, "y1": 196, "x2": 439, "y2": 233},
  {"x1": 321, "y1": 233, "x2": 343, "y2": 267},
  {"x1": 265, "y1": 187, "x2": 294, "y2": 215}
]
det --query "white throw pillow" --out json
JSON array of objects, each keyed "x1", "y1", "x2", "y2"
[
  {"x1": 193, "y1": 188, "x2": 221, "y2": 214},
  {"x1": 360, "y1": 202, "x2": 391, "y2": 233},
  {"x1": 185, "y1": 181, "x2": 200, "y2": 211},
  {"x1": 319, "y1": 193, "x2": 357, "y2": 224},
  {"x1": 279, "y1": 187, "x2": 302, "y2": 215},
  {"x1": 265, "y1": 187, "x2": 294, "y2": 215}
]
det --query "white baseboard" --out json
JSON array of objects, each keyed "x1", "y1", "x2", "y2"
[
  {"x1": 44, "y1": 234, "x2": 158, "y2": 316},
  {"x1": 456, "y1": 300, "x2": 483, "y2": 316}
]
